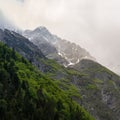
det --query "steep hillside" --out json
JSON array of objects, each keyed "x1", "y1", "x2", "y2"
[
  {"x1": 1, "y1": 28, "x2": 120, "y2": 120},
  {"x1": 38, "y1": 58, "x2": 120, "y2": 120},
  {"x1": 0, "y1": 29, "x2": 44, "y2": 59},
  {"x1": 71, "y1": 59, "x2": 120, "y2": 120},
  {"x1": 0, "y1": 42, "x2": 94, "y2": 120},
  {"x1": 0, "y1": 29, "x2": 52, "y2": 73},
  {"x1": 23, "y1": 26, "x2": 94, "y2": 66}
]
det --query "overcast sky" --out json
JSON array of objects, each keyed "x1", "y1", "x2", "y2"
[{"x1": 0, "y1": 0, "x2": 120, "y2": 73}]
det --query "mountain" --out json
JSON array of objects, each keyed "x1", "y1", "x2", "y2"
[
  {"x1": 0, "y1": 29, "x2": 52, "y2": 73},
  {"x1": 1, "y1": 28, "x2": 120, "y2": 119},
  {"x1": 23, "y1": 26, "x2": 94, "y2": 66},
  {"x1": 23, "y1": 27, "x2": 57, "y2": 56},
  {"x1": 0, "y1": 29, "x2": 44, "y2": 58},
  {"x1": 0, "y1": 42, "x2": 94, "y2": 120},
  {"x1": 22, "y1": 27, "x2": 120, "y2": 120}
]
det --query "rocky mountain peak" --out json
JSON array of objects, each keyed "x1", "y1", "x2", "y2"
[
  {"x1": 23, "y1": 26, "x2": 94, "y2": 67},
  {"x1": 34, "y1": 26, "x2": 49, "y2": 33}
]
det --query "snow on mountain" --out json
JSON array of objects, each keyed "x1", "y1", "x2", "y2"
[{"x1": 23, "y1": 26, "x2": 95, "y2": 67}]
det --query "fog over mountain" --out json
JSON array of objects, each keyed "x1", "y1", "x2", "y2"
[
  {"x1": 0, "y1": 11, "x2": 15, "y2": 30},
  {"x1": 0, "y1": 0, "x2": 120, "y2": 74}
]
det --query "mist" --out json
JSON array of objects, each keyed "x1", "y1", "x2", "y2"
[{"x1": 0, "y1": 0, "x2": 120, "y2": 74}]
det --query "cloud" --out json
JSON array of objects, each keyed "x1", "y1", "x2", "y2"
[
  {"x1": 0, "y1": 0, "x2": 69, "y2": 29},
  {"x1": 0, "y1": 0, "x2": 120, "y2": 73}
]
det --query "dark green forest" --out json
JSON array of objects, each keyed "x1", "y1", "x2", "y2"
[{"x1": 0, "y1": 42, "x2": 94, "y2": 120}]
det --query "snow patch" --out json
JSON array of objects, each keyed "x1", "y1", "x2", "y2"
[
  {"x1": 58, "y1": 52, "x2": 63, "y2": 57},
  {"x1": 76, "y1": 59, "x2": 80, "y2": 64}
]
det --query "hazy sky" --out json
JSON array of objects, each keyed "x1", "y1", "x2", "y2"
[{"x1": 0, "y1": 0, "x2": 120, "y2": 73}]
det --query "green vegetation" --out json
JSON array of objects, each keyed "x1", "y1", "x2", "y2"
[
  {"x1": 0, "y1": 42, "x2": 94, "y2": 120},
  {"x1": 86, "y1": 84, "x2": 97, "y2": 90},
  {"x1": 93, "y1": 78, "x2": 103, "y2": 84}
]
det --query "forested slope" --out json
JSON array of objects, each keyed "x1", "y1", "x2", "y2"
[{"x1": 0, "y1": 42, "x2": 94, "y2": 120}]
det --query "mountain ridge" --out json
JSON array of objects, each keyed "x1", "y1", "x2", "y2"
[
  {"x1": 23, "y1": 26, "x2": 94, "y2": 67},
  {"x1": 0, "y1": 27, "x2": 120, "y2": 120}
]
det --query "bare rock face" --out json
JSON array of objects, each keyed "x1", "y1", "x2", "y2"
[
  {"x1": 23, "y1": 26, "x2": 94, "y2": 67},
  {"x1": 54, "y1": 39, "x2": 95, "y2": 66}
]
